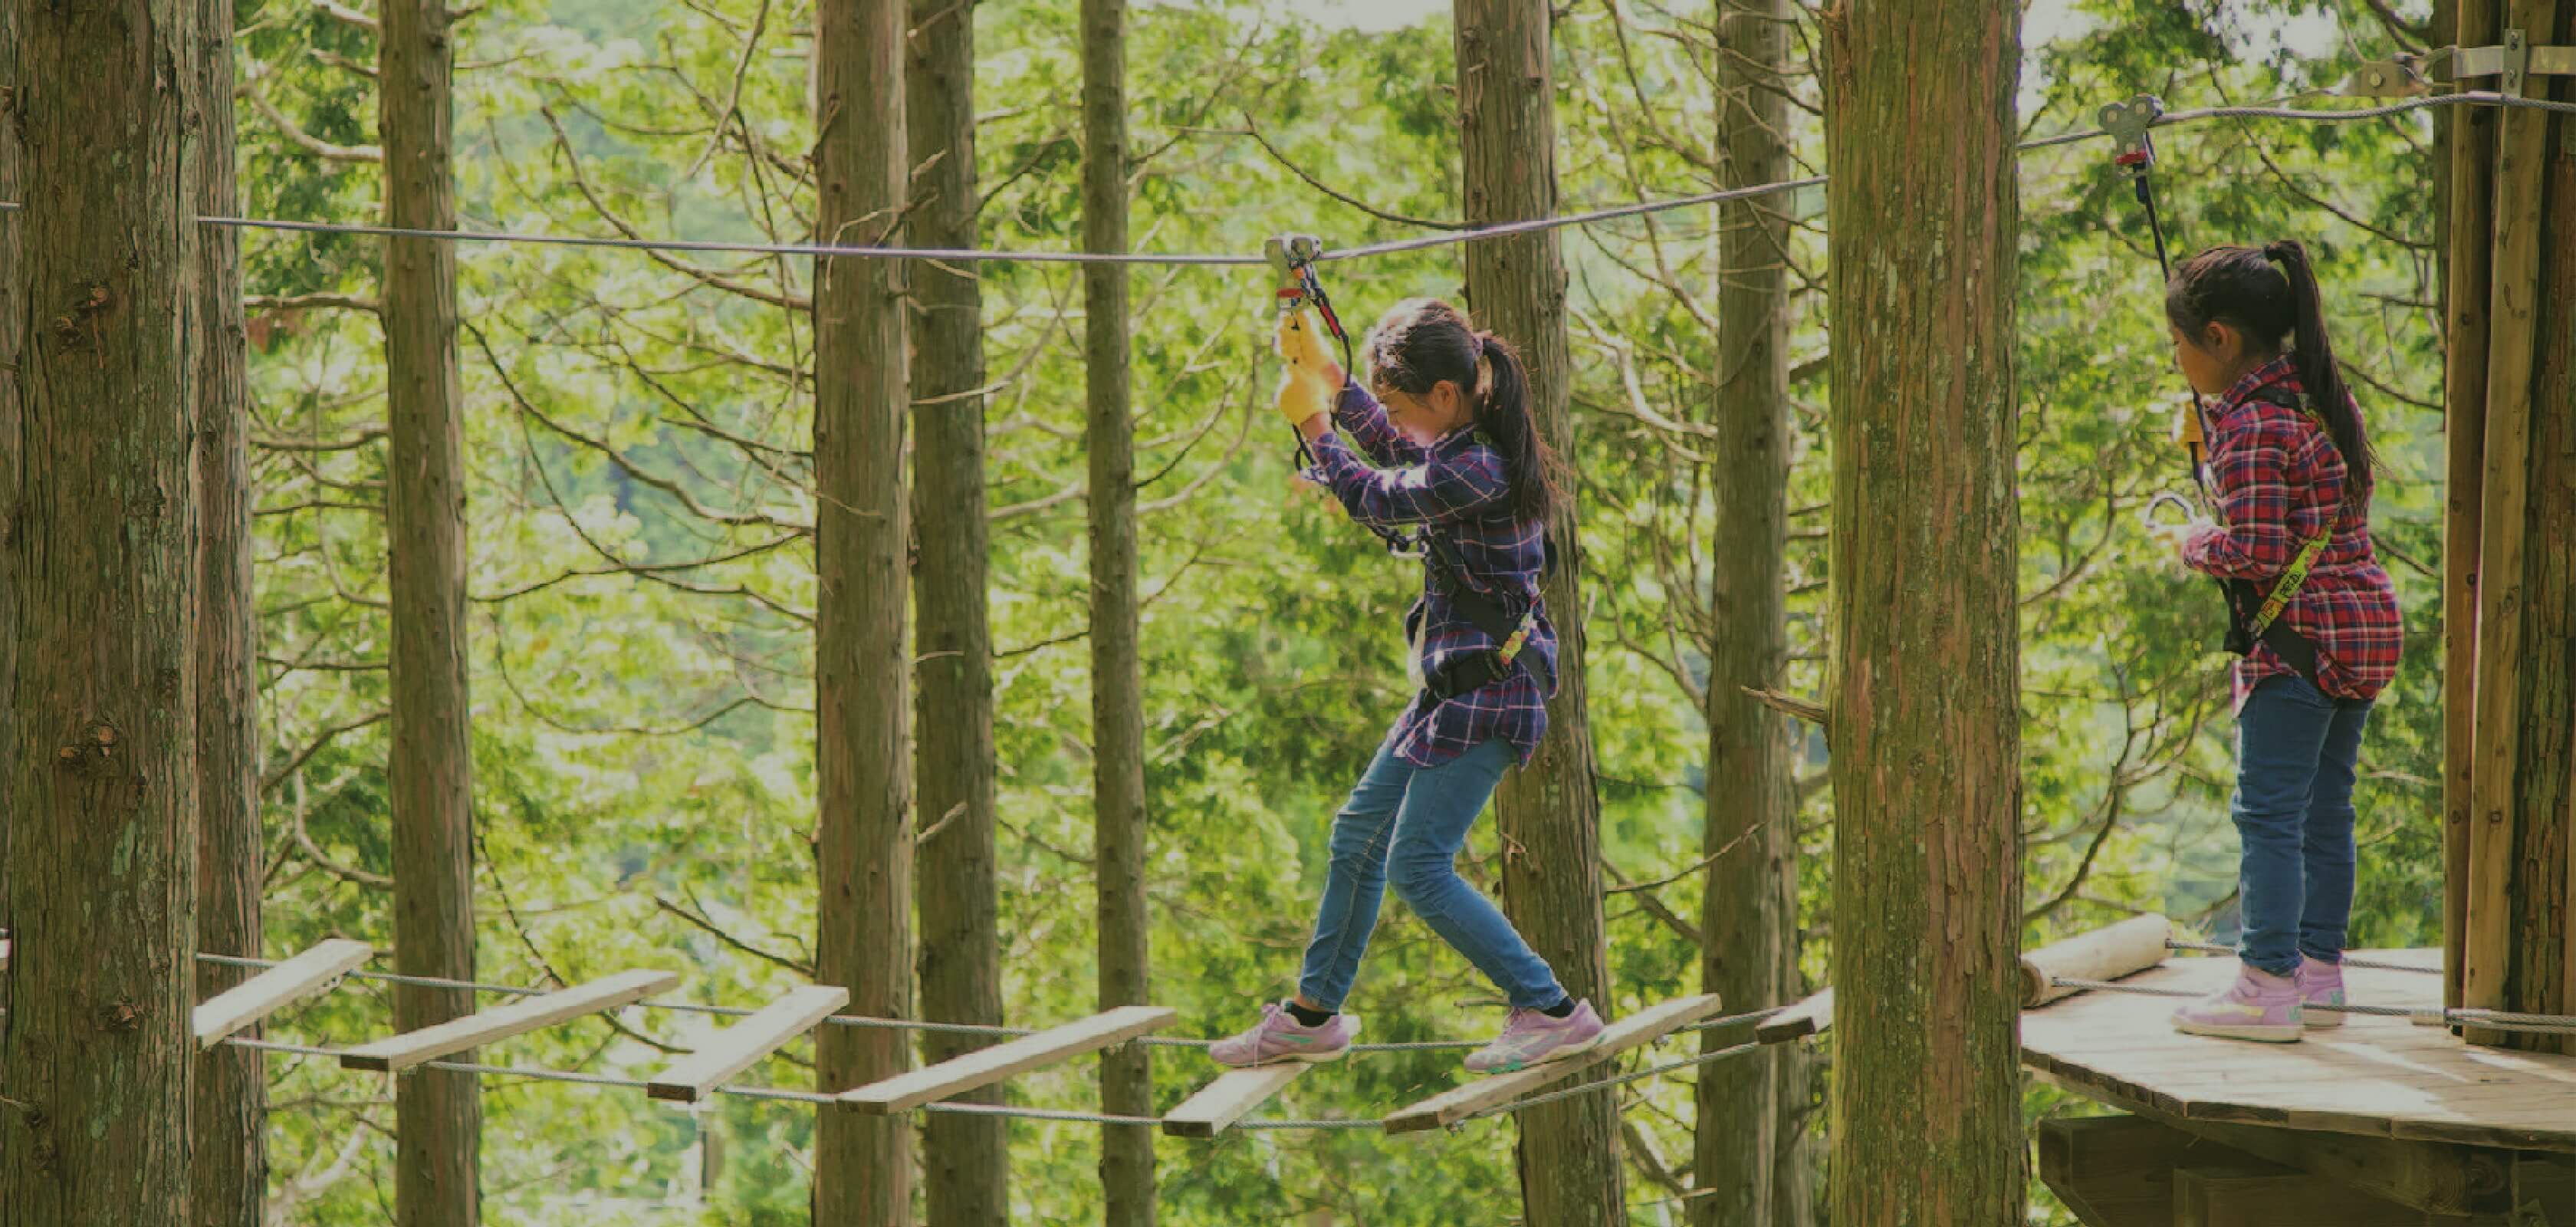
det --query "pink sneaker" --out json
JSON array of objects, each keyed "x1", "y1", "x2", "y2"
[
  {"x1": 1465, "y1": 1000, "x2": 1605, "y2": 1074},
  {"x1": 2170, "y1": 964, "x2": 2304, "y2": 1043},
  {"x1": 2297, "y1": 956, "x2": 2346, "y2": 1029},
  {"x1": 1209, "y1": 1002, "x2": 1359, "y2": 1067}
]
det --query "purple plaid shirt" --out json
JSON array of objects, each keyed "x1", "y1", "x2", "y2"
[
  {"x1": 1300, "y1": 383, "x2": 1558, "y2": 767},
  {"x1": 2180, "y1": 357, "x2": 2401, "y2": 705}
]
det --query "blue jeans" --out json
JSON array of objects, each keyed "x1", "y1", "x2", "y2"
[
  {"x1": 2233, "y1": 674, "x2": 2374, "y2": 977},
  {"x1": 1298, "y1": 739, "x2": 1567, "y2": 1012}
]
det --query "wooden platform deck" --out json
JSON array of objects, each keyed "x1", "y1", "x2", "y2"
[{"x1": 2022, "y1": 950, "x2": 2576, "y2": 1153}]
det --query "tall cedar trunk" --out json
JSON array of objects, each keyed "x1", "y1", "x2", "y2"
[
  {"x1": 0, "y1": 0, "x2": 20, "y2": 946},
  {"x1": 813, "y1": 0, "x2": 915, "y2": 1220},
  {"x1": 192, "y1": 0, "x2": 265, "y2": 1219},
  {"x1": 383, "y1": 2, "x2": 482, "y2": 1222},
  {"x1": 2438, "y1": 0, "x2": 2495, "y2": 1015},
  {"x1": 2469, "y1": 0, "x2": 2573, "y2": 1054},
  {"x1": 908, "y1": 0, "x2": 1010, "y2": 1221},
  {"x1": 1453, "y1": 2, "x2": 1622, "y2": 1220},
  {"x1": 1082, "y1": 0, "x2": 1155, "y2": 1218},
  {"x1": 1818, "y1": 0, "x2": 2026, "y2": 1222},
  {"x1": 0, "y1": 0, "x2": 202, "y2": 1219},
  {"x1": 1695, "y1": 0, "x2": 1806, "y2": 1222}
]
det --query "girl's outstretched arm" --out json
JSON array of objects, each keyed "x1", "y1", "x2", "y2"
[
  {"x1": 1328, "y1": 382, "x2": 1430, "y2": 469},
  {"x1": 1302, "y1": 431, "x2": 1506, "y2": 531}
]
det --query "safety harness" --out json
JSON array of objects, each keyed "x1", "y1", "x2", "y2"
[
  {"x1": 1265, "y1": 235, "x2": 1552, "y2": 701},
  {"x1": 2104, "y1": 96, "x2": 2336, "y2": 687}
]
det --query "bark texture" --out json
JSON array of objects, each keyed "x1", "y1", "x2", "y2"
[
  {"x1": 909, "y1": 0, "x2": 1010, "y2": 1219},
  {"x1": 0, "y1": 2, "x2": 205, "y2": 1219},
  {"x1": 1083, "y1": 0, "x2": 1155, "y2": 1219},
  {"x1": 382, "y1": 2, "x2": 482, "y2": 1220},
  {"x1": 193, "y1": 0, "x2": 267, "y2": 1217},
  {"x1": 1819, "y1": 0, "x2": 2028, "y2": 1220},
  {"x1": 812, "y1": 0, "x2": 916, "y2": 1219},
  {"x1": 1695, "y1": 0, "x2": 1809, "y2": 1219},
  {"x1": 1454, "y1": 1, "x2": 1623, "y2": 1220}
]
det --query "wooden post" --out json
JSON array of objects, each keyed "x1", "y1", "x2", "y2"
[
  {"x1": 381, "y1": 0, "x2": 481, "y2": 1220},
  {"x1": 0, "y1": 3, "x2": 204, "y2": 1220},
  {"x1": 905, "y1": 0, "x2": 1008, "y2": 1215},
  {"x1": 2439, "y1": 0, "x2": 2498, "y2": 1018},
  {"x1": 2462, "y1": 0, "x2": 2564, "y2": 1050},
  {"x1": 811, "y1": 0, "x2": 916, "y2": 1221},
  {"x1": 0, "y1": 0, "x2": 19, "y2": 972},
  {"x1": 1818, "y1": 0, "x2": 2028, "y2": 1219}
]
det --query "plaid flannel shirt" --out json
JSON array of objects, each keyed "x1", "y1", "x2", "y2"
[
  {"x1": 1300, "y1": 383, "x2": 1559, "y2": 767},
  {"x1": 2180, "y1": 358, "x2": 2401, "y2": 704}
]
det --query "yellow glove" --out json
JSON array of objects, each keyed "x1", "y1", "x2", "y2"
[
  {"x1": 1275, "y1": 309, "x2": 1345, "y2": 388},
  {"x1": 1275, "y1": 364, "x2": 1332, "y2": 431}
]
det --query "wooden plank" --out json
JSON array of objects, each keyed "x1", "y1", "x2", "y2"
[
  {"x1": 2172, "y1": 1166, "x2": 2462, "y2": 1227},
  {"x1": 2461, "y1": 0, "x2": 2561, "y2": 1047},
  {"x1": 336, "y1": 969, "x2": 679, "y2": 1073},
  {"x1": 2122, "y1": 1100, "x2": 2499, "y2": 1214},
  {"x1": 1160, "y1": 1065, "x2": 1308, "y2": 1139},
  {"x1": 2440, "y1": 0, "x2": 2499, "y2": 1019},
  {"x1": 2034, "y1": 1115, "x2": 2224, "y2": 1227},
  {"x1": 646, "y1": 985, "x2": 849, "y2": 1103},
  {"x1": 1382, "y1": 995, "x2": 1726, "y2": 1134},
  {"x1": 193, "y1": 939, "x2": 373, "y2": 1049},
  {"x1": 837, "y1": 1005, "x2": 1176, "y2": 1114},
  {"x1": 1754, "y1": 987, "x2": 1832, "y2": 1044}
]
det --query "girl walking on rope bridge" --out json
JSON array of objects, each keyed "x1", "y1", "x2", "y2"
[
  {"x1": 1209, "y1": 299, "x2": 1605, "y2": 1074},
  {"x1": 2151, "y1": 242, "x2": 2400, "y2": 1044}
]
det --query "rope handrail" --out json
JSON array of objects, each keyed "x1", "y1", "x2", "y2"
[
  {"x1": 2, "y1": 94, "x2": 2568, "y2": 265},
  {"x1": 2163, "y1": 939, "x2": 2441, "y2": 975}
]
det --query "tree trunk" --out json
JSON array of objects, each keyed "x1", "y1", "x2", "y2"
[
  {"x1": 381, "y1": 2, "x2": 481, "y2": 1223},
  {"x1": 1818, "y1": 2, "x2": 2026, "y2": 1223},
  {"x1": 1081, "y1": 0, "x2": 1155, "y2": 1220},
  {"x1": 909, "y1": 0, "x2": 1010, "y2": 1221},
  {"x1": 1454, "y1": 2, "x2": 1622, "y2": 1221},
  {"x1": 812, "y1": 1, "x2": 915, "y2": 1221},
  {"x1": 2463, "y1": 0, "x2": 2573, "y2": 1054},
  {"x1": 1695, "y1": 0, "x2": 1807, "y2": 1222},
  {"x1": 2438, "y1": 0, "x2": 2496, "y2": 1016},
  {"x1": 192, "y1": 0, "x2": 265, "y2": 1219},
  {"x1": 0, "y1": 2, "x2": 203, "y2": 1220},
  {"x1": 0, "y1": 0, "x2": 21, "y2": 949}
]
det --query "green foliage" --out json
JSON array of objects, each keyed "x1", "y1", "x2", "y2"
[{"x1": 232, "y1": 0, "x2": 2453, "y2": 1221}]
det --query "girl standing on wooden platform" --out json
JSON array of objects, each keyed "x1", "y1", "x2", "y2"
[
  {"x1": 1208, "y1": 300, "x2": 1603, "y2": 1074},
  {"x1": 2155, "y1": 242, "x2": 2402, "y2": 1043}
]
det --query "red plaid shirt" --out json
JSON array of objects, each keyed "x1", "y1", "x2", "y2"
[
  {"x1": 1302, "y1": 383, "x2": 1557, "y2": 767},
  {"x1": 2180, "y1": 358, "x2": 2400, "y2": 704}
]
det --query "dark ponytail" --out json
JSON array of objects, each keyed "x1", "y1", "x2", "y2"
[
  {"x1": 1471, "y1": 332, "x2": 1563, "y2": 524},
  {"x1": 1362, "y1": 298, "x2": 1565, "y2": 524},
  {"x1": 2164, "y1": 241, "x2": 2380, "y2": 513}
]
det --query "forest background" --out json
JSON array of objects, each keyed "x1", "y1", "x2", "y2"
[{"x1": 229, "y1": 0, "x2": 2453, "y2": 1220}]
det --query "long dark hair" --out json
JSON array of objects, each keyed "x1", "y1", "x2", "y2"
[
  {"x1": 1362, "y1": 298, "x2": 1565, "y2": 524},
  {"x1": 2164, "y1": 240, "x2": 2380, "y2": 512}
]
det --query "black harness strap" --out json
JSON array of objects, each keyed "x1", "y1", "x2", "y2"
[{"x1": 1415, "y1": 527, "x2": 1555, "y2": 702}]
